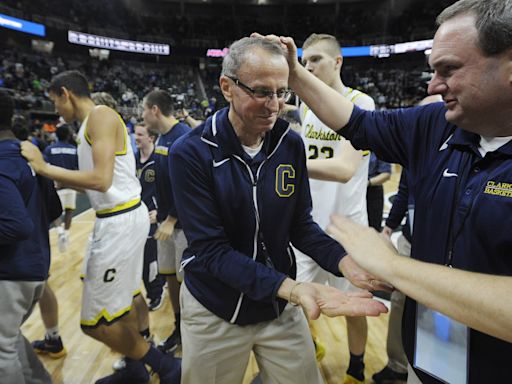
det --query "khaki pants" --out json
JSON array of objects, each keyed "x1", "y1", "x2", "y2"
[{"x1": 180, "y1": 283, "x2": 323, "y2": 384}]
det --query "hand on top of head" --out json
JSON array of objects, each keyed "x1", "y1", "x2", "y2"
[{"x1": 250, "y1": 33, "x2": 300, "y2": 71}]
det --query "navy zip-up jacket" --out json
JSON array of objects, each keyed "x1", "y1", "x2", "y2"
[
  {"x1": 342, "y1": 103, "x2": 512, "y2": 383},
  {"x1": 169, "y1": 108, "x2": 346, "y2": 325},
  {"x1": 154, "y1": 121, "x2": 191, "y2": 224},
  {"x1": 0, "y1": 139, "x2": 62, "y2": 281}
]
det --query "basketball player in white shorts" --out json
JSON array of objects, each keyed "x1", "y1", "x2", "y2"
[
  {"x1": 297, "y1": 33, "x2": 376, "y2": 384},
  {"x1": 22, "y1": 71, "x2": 180, "y2": 384}
]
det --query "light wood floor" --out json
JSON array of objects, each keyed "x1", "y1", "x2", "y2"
[{"x1": 22, "y1": 179, "x2": 399, "y2": 384}]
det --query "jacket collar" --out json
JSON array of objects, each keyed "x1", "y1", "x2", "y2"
[
  {"x1": 201, "y1": 107, "x2": 290, "y2": 160},
  {"x1": 448, "y1": 127, "x2": 512, "y2": 157}
]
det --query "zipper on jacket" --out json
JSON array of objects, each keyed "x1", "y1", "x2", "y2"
[{"x1": 229, "y1": 156, "x2": 266, "y2": 323}]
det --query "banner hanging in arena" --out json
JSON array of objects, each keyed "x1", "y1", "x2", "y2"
[{"x1": 68, "y1": 30, "x2": 170, "y2": 55}]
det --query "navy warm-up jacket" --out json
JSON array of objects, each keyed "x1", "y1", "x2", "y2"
[
  {"x1": 169, "y1": 107, "x2": 346, "y2": 326},
  {"x1": 0, "y1": 139, "x2": 61, "y2": 281}
]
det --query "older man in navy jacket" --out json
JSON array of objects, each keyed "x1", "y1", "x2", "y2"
[{"x1": 170, "y1": 37, "x2": 388, "y2": 384}]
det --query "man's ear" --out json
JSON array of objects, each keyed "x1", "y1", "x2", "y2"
[
  {"x1": 60, "y1": 86, "x2": 71, "y2": 101},
  {"x1": 219, "y1": 75, "x2": 233, "y2": 103},
  {"x1": 335, "y1": 55, "x2": 343, "y2": 72}
]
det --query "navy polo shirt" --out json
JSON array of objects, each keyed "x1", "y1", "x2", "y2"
[{"x1": 341, "y1": 102, "x2": 512, "y2": 383}]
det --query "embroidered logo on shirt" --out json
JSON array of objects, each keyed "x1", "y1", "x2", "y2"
[
  {"x1": 484, "y1": 181, "x2": 512, "y2": 198},
  {"x1": 275, "y1": 164, "x2": 295, "y2": 197},
  {"x1": 442, "y1": 168, "x2": 458, "y2": 178},
  {"x1": 154, "y1": 146, "x2": 169, "y2": 156}
]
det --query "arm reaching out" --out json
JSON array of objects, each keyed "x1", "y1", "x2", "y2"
[
  {"x1": 327, "y1": 214, "x2": 512, "y2": 343},
  {"x1": 252, "y1": 33, "x2": 355, "y2": 132}
]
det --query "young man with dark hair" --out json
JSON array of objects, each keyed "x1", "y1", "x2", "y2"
[
  {"x1": 142, "y1": 90, "x2": 191, "y2": 354},
  {"x1": 22, "y1": 71, "x2": 180, "y2": 384}
]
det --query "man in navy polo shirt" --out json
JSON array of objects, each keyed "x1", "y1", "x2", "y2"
[{"x1": 269, "y1": 0, "x2": 512, "y2": 382}]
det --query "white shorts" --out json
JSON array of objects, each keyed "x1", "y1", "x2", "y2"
[
  {"x1": 80, "y1": 204, "x2": 149, "y2": 327},
  {"x1": 157, "y1": 228, "x2": 186, "y2": 281},
  {"x1": 57, "y1": 188, "x2": 77, "y2": 210},
  {"x1": 295, "y1": 248, "x2": 364, "y2": 293}
]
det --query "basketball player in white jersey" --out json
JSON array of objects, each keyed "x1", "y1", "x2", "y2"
[
  {"x1": 21, "y1": 70, "x2": 180, "y2": 384},
  {"x1": 297, "y1": 34, "x2": 375, "y2": 384}
]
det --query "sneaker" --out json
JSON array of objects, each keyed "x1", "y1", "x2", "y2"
[
  {"x1": 312, "y1": 336, "x2": 326, "y2": 362},
  {"x1": 343, "y1": 374, "x2": 365, "y2": 384},
  {"x1": 112, "y1": 357, "x2": 127, "y2": 371},
  {"x1": 57, "y1": 231, "x2": 68, "y2": 252},
  {"x1": 148, "y1": 293, "x2": 164, "y2": 312},
  {"x1": 96, "y1": 359, "x2": 149, "y2": 384},
  {"x1": 158, "y1": 329, "x2": 181, "y2": 354},
  {"x1": 32, "y1": 335, "x2": 67, "y2": 359},
  {"x1": 372, "y1": 365, "x2": 408, "y2": 383},
  {"x1": 113, "y1": 336, "x2": 154, "y2": 371},
  {"x1": 156, "y1": 355, "x2": 181, "y2": 384}
]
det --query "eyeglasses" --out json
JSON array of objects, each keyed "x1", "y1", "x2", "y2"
[{"x1": 226, "y1": 75, "x2": 292, "y2": 102}]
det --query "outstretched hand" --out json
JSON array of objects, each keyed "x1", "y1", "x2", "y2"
[{"x1": 293, "y1": 281, "x2": 388, "y2": 320}]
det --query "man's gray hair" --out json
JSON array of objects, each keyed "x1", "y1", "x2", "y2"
[
  {"x1": 437, "y1": 0, "x2": 512, "y2": 56},
  {"x1": 221, "y1": 37, "x2": 285, "y2": 77}
]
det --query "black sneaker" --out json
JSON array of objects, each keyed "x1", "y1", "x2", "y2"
[
  {"x1": 156, "y1": 355, "x2": 181, "y2": 384},
  {"x1": 372, "y1": 365, "x2": 408, "y2": 383},
  {"x1": 96, "y1": 359, "x2": 149, "y2": 384},
  {"x1": 158, "y1": 329, "x2": 181, "y2": 354},
  {"x1": 148, "y1": 293, "x2": 164, "y2": 311},
  {"x1": 32, "y1": 335, "x2": 67, "y2": 359},
  {"x1": 113, "y1": 336, "x2": 155, "y2": 371}
]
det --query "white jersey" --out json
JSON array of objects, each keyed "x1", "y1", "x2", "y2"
[
  {"x1": 77, "y1": 112, "x2": 141, "y2": 214},
  {"x1": 301, "y1": 86, "x2": 375, "y2": 228}
]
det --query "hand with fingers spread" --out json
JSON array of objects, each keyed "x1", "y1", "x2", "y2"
[
  {"x1": 316, "y1": 287, "x2": 388, "y2": 317},
  {"x1": 278, "y1": 278, "x2": 388, "y2": 320},
  {"x1": 328, "y1": 214, "x2": 398, "y2": 279}
]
